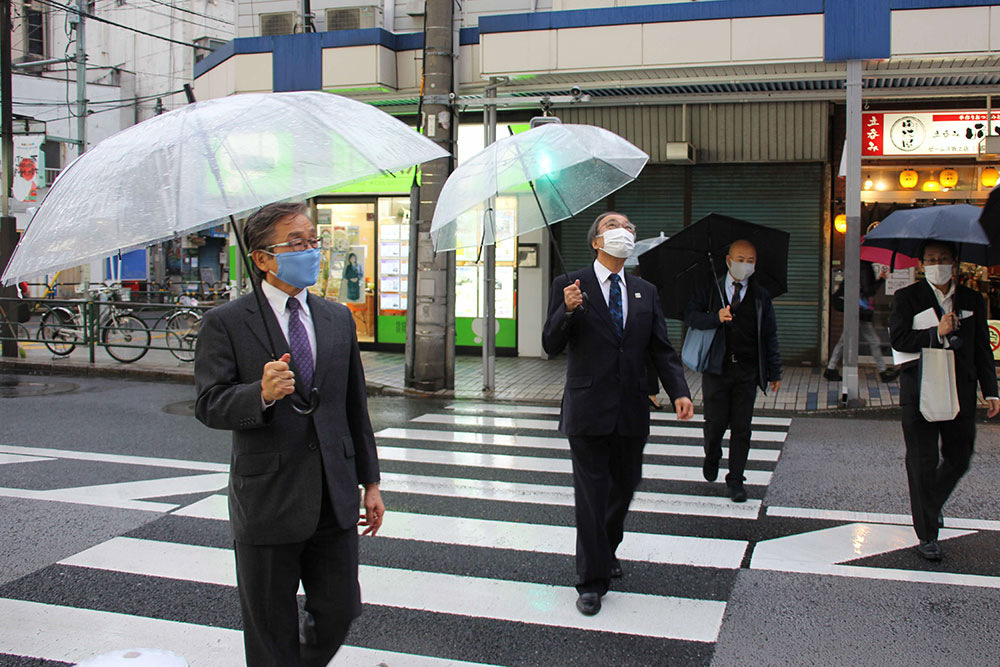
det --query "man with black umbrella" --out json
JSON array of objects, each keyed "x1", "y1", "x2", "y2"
[{"x1": 685, "y1": 239, "x2": 782, "y2": 503}]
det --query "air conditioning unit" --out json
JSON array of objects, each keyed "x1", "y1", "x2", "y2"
[
  {"x1": 326, "y1": 6, "x2": 383, "y2": 31},
  {"x1": 664, "y1": 142, "x2": 696, "y2": 164},
  {"x1": 406, "y1": 0, "x2": 426, "y2": 16},
  {"x1": 260, "y1": 12, "x2": 296, "y2": 36}
]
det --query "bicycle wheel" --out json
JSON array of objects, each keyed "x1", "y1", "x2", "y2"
[
  {"x1": 37, "y1": 307, "x2": 77, "y2": 355},
  {"x1": 102, "y1": 313, "x2": 150, "y2": 363},
  {"x1": 165, "y1": 309, "x2": 201, "y2": 362}
]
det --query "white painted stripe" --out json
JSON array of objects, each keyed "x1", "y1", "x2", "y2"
[
  {"x1": 378, "y1": 445, "x2": 772, "y2": 486},
  {"x1": 412, "y1": 414, "x2": 787, "y2": 443},
  {"x1": 175, "y1": 496, "x2": 747, "y2": 570},
  {"x1": 0, "y1": 598, "x2": 498, "y2": 667},
  {"x1": 445, "y1": 402, "x2": 792, "y2": 427},
  {"x1": 375, "y1": 427, "x2": 781, "y2": 462},
  {"x1": 767, "y1": 505, "x2": 1000, "y2": 532},
  {"x1": 379, "y1": 471, "x2": 761, "y2": 520},
  {"x1": 0, "y1": 444, "x2": 228, "y2": 473},
  {"x1": 62, "y1": 538, "x2": 725, "y2": 643},
  {"x1": 0, "y1": 453, "x2": 55, "y2": 465}
]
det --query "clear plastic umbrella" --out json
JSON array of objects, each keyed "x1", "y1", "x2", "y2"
[
  {"x1": 2, "y1": 91, "x2": 448, "y2": 285},
  {"x1": 429, "y1": 123, "x2": 648, "y2": 273}
]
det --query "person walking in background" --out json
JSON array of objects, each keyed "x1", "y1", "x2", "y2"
[
  {"x1": 685, "y1": 239, "x2": 781, "y2": 503},
  {"x1": 194, "y1": 202, "x2": 384, "y2": 666},
  {"x1": 889, "y1": 240, "x2": 999, "y2": 561},
  {"x1": 543, "y1": 211, "x2": 693, "y2": 617},
  {"x1": 825, "y1": 260, "x2": 898, "y2": 383}
]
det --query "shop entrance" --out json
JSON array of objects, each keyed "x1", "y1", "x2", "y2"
[{"x1": 313, "y1": 201, "x2": 376, "y2": 343}]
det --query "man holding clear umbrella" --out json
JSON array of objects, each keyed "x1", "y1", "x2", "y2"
[{"x1": 543, "y1": 211, "x2": 693, "y2": 617}]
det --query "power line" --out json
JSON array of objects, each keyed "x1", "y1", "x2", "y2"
[
  {"x1": 32, "y1": 0, "x2": 212, "y2": 50},
  {"x1": 100, "y1": 2, "x2": 235, "y2": 32},
  {"x1": 145, "y1": 0, "x2": 234, "y2": 26}
]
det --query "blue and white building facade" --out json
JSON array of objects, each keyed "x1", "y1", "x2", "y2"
[{"x1": 193, "y1": 0, "x2": 1000, "y2": 363}]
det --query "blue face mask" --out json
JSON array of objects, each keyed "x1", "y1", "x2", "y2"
[{"x1": 266, "y1": 248, "x2": 321, "y2": 289}]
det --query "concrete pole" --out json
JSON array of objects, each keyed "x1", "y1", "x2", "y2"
[
  {"x1": 481, "y1": 79, "x2": 498, "y2": 392},
  {"x1": 2, "y1": 0, "x2": 18, "y2": 358},
  {"x1": 75, "y1": 0, "x2": 87, "y2": 158},
  {"x1": 406, "y1": 0, "x2": 454, "y2": 391},
  {"x1": 842, "y1": 60, "x2": 862, "y2": 404}
]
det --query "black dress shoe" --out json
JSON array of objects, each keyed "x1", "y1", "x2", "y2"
[
  {"x1": 576, "y1": 592, "x2": 601, "y2": 616},
  {"x1": 915, "y1": 539, "x2": 942, "y2": 561},
  {"x1": 879, "y1": 369, "x2": 899, "y2": 383},
  {"x1": 937, "y1": 512, "x2": 944, "y2": 528},
  {"x1": 703, "y1": 457, "x2": 720, "y2": 482},
  {"x1": 728, "y1": 485, "x2": 747, "y2": 503},
  {"x1": 823, "y1": 368, "x2": 841, "y2": 382},
  {"x1": 610, "y1": 558, "x2": 623, "y2": 579}
]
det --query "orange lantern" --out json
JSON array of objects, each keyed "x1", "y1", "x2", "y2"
[
  {"x1": 982, "y1": 167, "x2": 999, "y2": 188},
  {"x1": 922, "y1": 179, "x2": 941, "y2": 192},
  {"x1": 899, "y1": 169, "x2": 919, "y2": 188},
  {"x1": 834, "y1": 214, "x2": 847, "y2": 234},
  {"x1": 940, "y1": 169, "x2": 959, "y2": 188}
]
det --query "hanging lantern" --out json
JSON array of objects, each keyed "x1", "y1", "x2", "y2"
[
  {"x1": 834, "y1": 214, "x2": 847, "y2": 234},
  {"x1": 899, "y1": 169, "x2": 919, "y2": 188},
  {"x1": 940, "y1": 168, "x2": 959, "y2": 188},
  {"x1": 922, "y1": 178, "x2": 941, "y2": 192},
  {"x1": 982, "y1": 167, "x2": 999, "y2": 188}
]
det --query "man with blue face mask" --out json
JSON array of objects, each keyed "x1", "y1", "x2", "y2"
[
  {"x1": 194, "y1": 202, "x2": 383, "y2": 666},
  {"x1": 685, "y1": 239, "x2": 782, "y2": 503},
  {"x1": 543, "y1": 210, "x2": 693, "y2": 616},
  {"x1": 889, "y1": 240, "x2": 999, "y2": 561}
]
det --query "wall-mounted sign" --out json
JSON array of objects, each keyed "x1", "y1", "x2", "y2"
[{"x1": 863, "y1": 111, "x2": 1000, "y2": 157}]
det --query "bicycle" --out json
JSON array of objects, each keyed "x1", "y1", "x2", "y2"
[
  {"x1": 36, "y1": 285, "x2": 152, "y2": 363},
  {"x1": 163, "y1": 295, "x2": 203, "y2": 362}
]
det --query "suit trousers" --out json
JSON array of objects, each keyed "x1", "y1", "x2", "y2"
[
  {"x1": 702, "y1": 361, "x2": 759, "y2": 486},
  {"x1": 234, "y1": 476, "x2": 361, "y2": 667},
  {"x1": 901, "y1": 402, "x2": 976, "y2": 541},
  {"x1": 568, "y1": 433, "x2": 646, "y2": 595}
]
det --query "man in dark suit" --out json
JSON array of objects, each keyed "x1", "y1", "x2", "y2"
[
  {"x1": 194, "y1": 202, "x2": 384, "y2": 666},
  {"x1": 889, "y1": 240, "x2": 999, "y2": 561},
  {"x1": 542, "y1": 211, "x2": 693, "y2": 617},
  {"x1": 685, "y1": 239, "x2": 782, "y2": 503}
]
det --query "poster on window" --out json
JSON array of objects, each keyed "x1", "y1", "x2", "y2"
[
  {"x1": 10, "y1": 135, "x2": 44, "y2": 202},
  {"x1": 340, "y1": 245, "x2": 366, "y2": 303}
]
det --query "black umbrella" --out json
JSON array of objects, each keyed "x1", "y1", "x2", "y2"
[
  {"x1": 638, "y1": 213, "x2": 789, "y2": 320},
  {"x1": 864, "y1": 204, "x2": 995, "y2": 265},
  {"x1": 978, "y1": 185, "x2": 1000, "y2": 258}
]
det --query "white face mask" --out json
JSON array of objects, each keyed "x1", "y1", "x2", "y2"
[
  {"x1": 728, "y1": 259, "x2": 755, "y2": 282},
  {"x1": 924, "y1": 263, "x2": 953, "y2": 287},
  {"x1": 599, "y1": 227, "x2": 636, "y2": 259}
]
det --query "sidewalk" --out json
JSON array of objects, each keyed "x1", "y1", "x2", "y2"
[{"x1": 0, "y1": 337, "x2": 902, "y2": 412}]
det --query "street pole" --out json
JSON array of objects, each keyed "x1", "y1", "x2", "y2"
[
  {"x1": 2, "y1": 0, "x2": 18, "y2": 357},
  {"x1": 842, "y1": 59, "x2": 862, "y2": 405},
  {"x1": 406, "y1": 0, "x2": 454, "y2": 391},
  {"x1": 482, "y1": 79, "x2": 498, "y2": 392},
  {"x1": 74, "y1": 0, "x2": 86, "y2": 159}
]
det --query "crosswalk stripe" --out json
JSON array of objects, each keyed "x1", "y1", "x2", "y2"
[
  {"x1": 379, "y1": 471, "x2": 762, "y2": 519},
  {"x1": 173, "y1": 495, "x2": 748, "y2": 570},
  {"x1": 445, "y1": 403, "x2": 793, "y2": 427},
  {"x1": 378, "y1": 445, "x2": 773, "y2": 486},
  {"x1": 412, "y1": 414, "x2": 787, "y2": 443},
  {"x1": 375, "y1": 427, "x2": 782, "y2": 462},
  {"x1": 60, "y1": 537, "x2": 726, "y2": 643},
  {"x1": 0, "y1": 444, "x2": 229, "y2": 473},
  {"x1": 0, "y1": 598, "x2": 498, "y2": 667}
]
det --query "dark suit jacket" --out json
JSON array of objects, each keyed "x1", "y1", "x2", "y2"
[
  {"x1": 542, "y1": 265, "x2": 690, "y2": 438},
  {"x1": 684, "y1": 276, "x2": 782, "y2": 391},
  {"x1": 889, "y1": 280, "x2": 997, "y2": 411},
  {"x1": 194, "y1": 292, "x2": 380, "y2": 545}
]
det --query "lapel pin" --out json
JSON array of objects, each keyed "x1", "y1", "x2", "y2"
[{"x1": 635, "y1": 292, "x2": 641, "y2": 299}]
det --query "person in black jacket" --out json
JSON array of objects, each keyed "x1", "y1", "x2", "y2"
[
  {"x1": 684, "y1": 239, "x2": 782, "y2": 503},
  {"x1": 542, "y1": 211, "x2": 693, "y2": 617},
  {"x1": 825, "y1": 260, "x2": 898, "y2": 383},
  {"x1": 889, "y1": 240, "x2": 999, "y2": 561}
]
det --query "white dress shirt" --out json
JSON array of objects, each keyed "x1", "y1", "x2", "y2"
[
  {"x1": 725, "y1": 271, "x2": 746, "y2": 307},
  {"x1": 260, "y1": 278, "x2": 317, "y2": 366},
  {"x1": 593, "y1": 259, "x2": 628, "y2": 326},
  {"x1": 930, "y1": 278, "x2": 955, "y2": 348}
]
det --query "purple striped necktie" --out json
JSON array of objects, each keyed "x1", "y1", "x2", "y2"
[{"x1": 286, "y1": 297, "x2": 314, "y2": 390}]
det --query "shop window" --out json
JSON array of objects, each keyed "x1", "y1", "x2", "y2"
[
  {"x1": 314, "y1": 202, "x2": 376, "y2": 342},
  {"x1": 376, "y1": 197, "x2": 411, "y2": 344}
]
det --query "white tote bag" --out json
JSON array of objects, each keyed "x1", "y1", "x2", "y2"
[{"x1": 919, "y1": 347, "x2": 960, "y2": 422}]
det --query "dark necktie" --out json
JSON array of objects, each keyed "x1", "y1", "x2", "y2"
[
  {"x1": 286, "y1": 298, "x2": 314, "y2": 390},
  {"x1": 608, "y1": 273, "x2": 624, "y2": 338},
  {"x1": 731, "y1": 282, "x2": 742, "y2": 312}
]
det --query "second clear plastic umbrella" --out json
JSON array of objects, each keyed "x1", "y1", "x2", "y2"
[{"x1": 429, "y1": 123, "x2": 649, "y2": 271}]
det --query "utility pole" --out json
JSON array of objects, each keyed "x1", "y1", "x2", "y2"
[
  {"x1": 842, "y1": 60, "x2": 863, "y2": 407},
  {"x1": 406, "y1": 0, "x2": 455, "y2": 391},
  {"x1": 481, "y1": 79, "x2": 499, "y2": 391},
  {"x1": 2, "y1": 0, "x2": 18, "y2": 357},
  {"x1": 73, "y1": 0, "x2": 87, "y2": 158}
]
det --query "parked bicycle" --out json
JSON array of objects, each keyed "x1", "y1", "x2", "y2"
[
  {"x1": 36, "y1": 285, "x2": 151, "y2": 363},
  {"x1": 163, "y1": 294, "x2": 203, "y2": 362}
]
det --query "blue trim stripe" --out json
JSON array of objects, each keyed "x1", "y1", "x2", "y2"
[
  {"x1": 825, "y1": 0, "x2": 891, "y2": 61},
  {"x1": 193, "y1": 37, "x2": 272, "y2": 79},
  {"x1": 273, "y1": 33, "x2": 322, "y2": 92},
  {"x1": 892, "y1": 0, "x2": 1000, "y2": 8}
]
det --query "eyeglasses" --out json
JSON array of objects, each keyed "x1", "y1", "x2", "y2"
[
  {"x1": 265, "y1": 238, "x2": 321, "y2": 252},
  {"x1": 600, "y1": 219, "x2": 635, "y2": 234}
]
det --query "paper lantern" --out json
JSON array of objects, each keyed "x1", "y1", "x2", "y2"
[
  {"x1": 834, "y1": 214, "x2": 847, "y2": 234},
  {"x1": 982, "y1": 167, "x2": 999, "y2": 188},
  {"x1": 940, "y1": 168, "x2": 959, "y2": 188},
  {"x1": 922, "y1": 179, "x2": 941, "y2": 192},
  {"x1": 899, "y1": 169, "x2": 919, "y2": 188}
]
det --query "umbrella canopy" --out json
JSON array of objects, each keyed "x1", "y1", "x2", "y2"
[
  {"x1": 977, "y1": 184, "x2": 1000, "y2": 250},
  {"x1": 859, "y1": 235, "x2": 920, "y2": 269},
  {"x1": 862, "y1": 204, "x2": 994, "y2": 265},
  {"x1": 2, "y1": 91, "x2": 447, "y2": 285},
  {"x1": 429, "y1": 123, "x2": 648, "y2": 253},
  {"x1": 638, "y1": 213, "x2": 789, "y2": 320},
  {"x1": 624, "y1": 232, "x2": 669, "y2": 269}
]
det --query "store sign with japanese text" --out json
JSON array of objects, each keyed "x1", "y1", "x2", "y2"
[{"x1": 862, "y1": 111, "x2": 1000, "y2": 157}]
